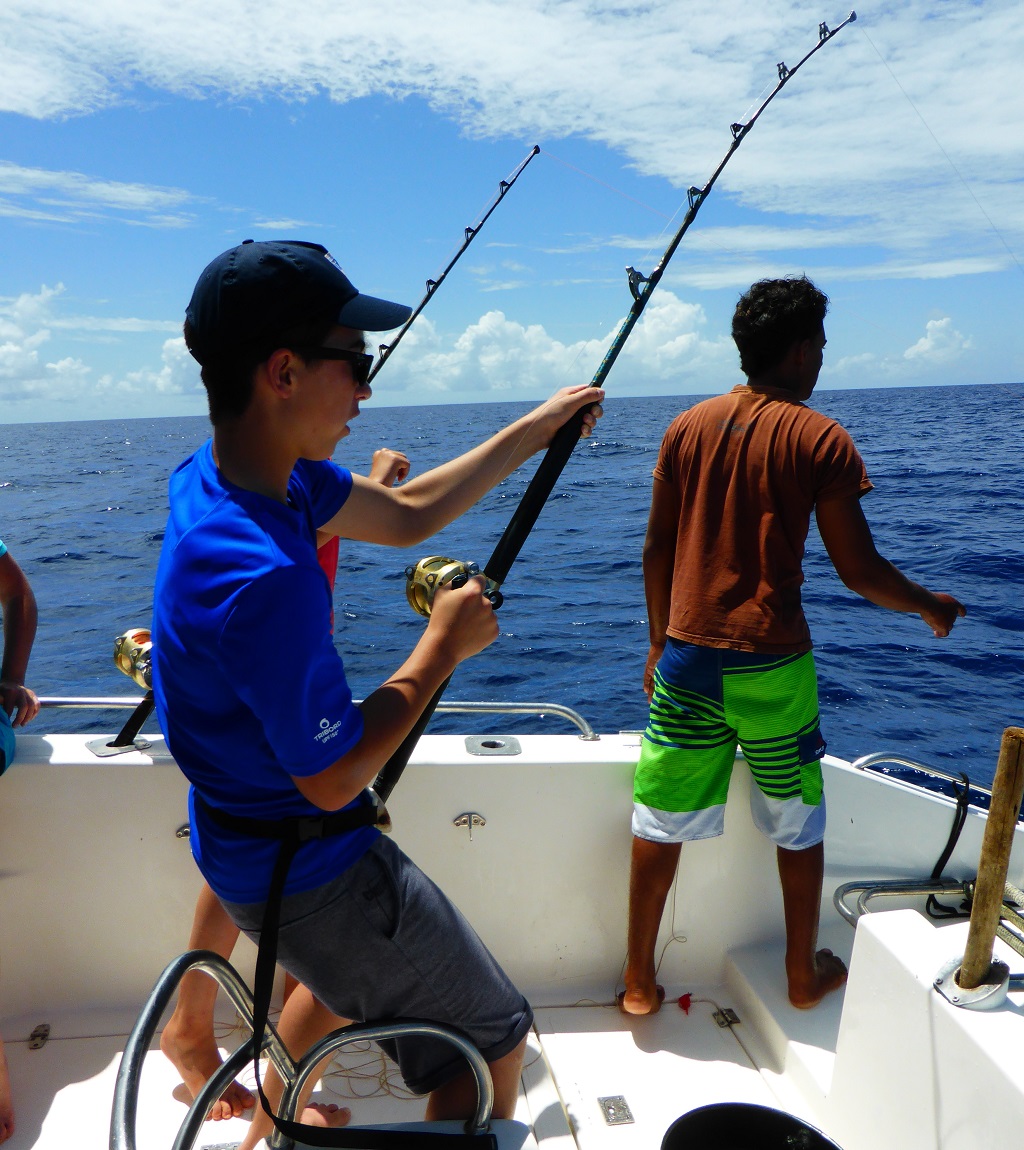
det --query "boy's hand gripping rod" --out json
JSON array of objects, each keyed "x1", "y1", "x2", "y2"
[{"x1": 377, "y1": 12, "x2": 856, "y2": 803}]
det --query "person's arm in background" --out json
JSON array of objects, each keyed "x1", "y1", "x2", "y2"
[{"x1": 0, "y1": 549, "x2": 39, "y2": 726}]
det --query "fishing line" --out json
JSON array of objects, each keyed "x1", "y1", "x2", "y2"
[
  {"x1": 539, "y1": 148, "x2": 675, "y2": 222},
  {"x1": 858, "y1": 24, "x2": 1024, "y2": 280}
]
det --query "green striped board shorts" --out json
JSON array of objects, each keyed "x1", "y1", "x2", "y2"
[{"x1": 633, "y1": 638, "x2": 827, "y2": 849}]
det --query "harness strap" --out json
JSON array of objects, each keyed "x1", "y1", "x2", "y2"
[{"x1": 192, "y1": 794, "x2": 498, "y2": 1150}]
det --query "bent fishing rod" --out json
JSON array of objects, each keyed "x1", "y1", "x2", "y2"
[
  {"x1": 375, "y1": 12, "x2": 856, "y2": 803},
  {"x1": 368, "y1": 144, "x2": 541, "y2": 382}
]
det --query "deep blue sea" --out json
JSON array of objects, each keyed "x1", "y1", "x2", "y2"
[{"x1": 0, "y1": 383, "x2": 1020, "y2": 788}]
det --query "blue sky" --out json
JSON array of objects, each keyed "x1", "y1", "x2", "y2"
[{"x1": 1, "y1": 0, "x2": 1021, "y2": 423}]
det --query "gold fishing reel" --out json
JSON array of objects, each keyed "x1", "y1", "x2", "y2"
[
  {"x1": 404, "y1": 555, "x2": 503, "y2": 618},
  {"x1": 113, "y1": 627, "x2": 153, "y2": 690}
]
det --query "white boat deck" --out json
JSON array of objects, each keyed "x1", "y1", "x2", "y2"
[{"x1": 2, "y1": 986, "x2": 807, "y2": 1150}]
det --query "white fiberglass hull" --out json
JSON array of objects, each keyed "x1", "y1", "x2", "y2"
[{"x1": 1, "y1": 728, "x2": 1022, "y2": 1150}]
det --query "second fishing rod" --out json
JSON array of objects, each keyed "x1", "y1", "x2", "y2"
[{"x1": 376, "y1": 12, "x2": 857, "y2": 804}]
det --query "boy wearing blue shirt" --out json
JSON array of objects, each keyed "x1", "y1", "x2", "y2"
[{"x1": 152, "y1": 239, "x2": 603, "y2": 1139}]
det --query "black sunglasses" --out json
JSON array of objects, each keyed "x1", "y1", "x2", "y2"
[{"x1": 289, "y1": 346, "x2": 373, "y2": 386}]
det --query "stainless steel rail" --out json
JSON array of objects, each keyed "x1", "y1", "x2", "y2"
[
  {"x1": 111, "y1": 950, "x2": 495, "y2": 1150},
  {"x1": 849, "y1": 751, "x2": 994, "y2": 800},
  {"x1": 833, "y1": 878, "x2": 970, "y2": 927},
  {"x1": 40, "y1": 695, "x2": 598, "y2": 738}
]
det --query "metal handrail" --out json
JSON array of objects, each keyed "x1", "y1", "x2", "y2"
[
  {"x1": 833, "y1": 878, "x2": 971, "y2": 927},
  {"x1": 112, "y1": 950, "x2": 495, "y2": 1150},
  {"x1": 112, "y1": 951, "x2": 291, "y2": 1150},
  {"x1": 849, "y1": 751, "x2": 994, "y2": 800},
  {"x1": 40, "y1": 695, "x2": 598, "y2": 738}
]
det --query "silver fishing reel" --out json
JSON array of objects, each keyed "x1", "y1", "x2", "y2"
[
  {"x1": 404, "y1": 555, "x2": 503, "y2": 618},
  {"x1": 113, "y1": 627, "x2": 153, "y2": 690}
]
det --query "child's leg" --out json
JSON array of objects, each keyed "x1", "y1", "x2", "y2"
[
  {"x1": 161, "y1": 882, "x2": 255, "y2": 1120},
  {"x1": 237, "y1": 984, "x2": 351, "y2": 1150}
]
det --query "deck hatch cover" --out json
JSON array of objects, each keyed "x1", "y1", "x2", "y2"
[{"x1": 598, "y1": 1096, "x2": 635, "y2": 1125}]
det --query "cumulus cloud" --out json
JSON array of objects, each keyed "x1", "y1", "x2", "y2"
[
  {"x1": 379, "y1": 289, "x2": 732, "y2": 396},
  {"x1": 903, "y1": 317, "x2": 972, "y2": 365},
  {"x1": 0, "y1": 284, "x2": 201, "y2": 407},
  {"x1": 830, "y1": 314, "x2": 973, "y2": 383}
]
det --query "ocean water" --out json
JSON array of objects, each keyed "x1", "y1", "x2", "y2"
[{"x1": 0, "y1": 382, "x2": 1020, "y2": 788}]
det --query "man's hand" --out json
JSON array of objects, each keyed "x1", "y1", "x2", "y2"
[
  {"x1": 643, "y1": 642, "x2": 664, "y2": 699},
  {"x1": 368, "y1": 448, "x2": 411, "y2": 488},
  {"x1": 0, "y1": 681, "x2": 39, "y2": 727},
  {"x1": 425, "y1": 576, "x2": 500, "y2": 666},
  {"x1": 921, "y1": 593, "x2": 967, "y2": 638}
]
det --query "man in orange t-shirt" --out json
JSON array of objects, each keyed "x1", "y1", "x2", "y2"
[{"x1": 621, "y1": 276, "x2": 966, "y2": 1015}]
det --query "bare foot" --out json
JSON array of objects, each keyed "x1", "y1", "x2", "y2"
[
  {"x1": 0, "y1": 1038, "x2": 14, "y2": 1144},
  {"x1": 617, "y1": 984, "x2": 665, "y2": 1016},
  {"x1": 788, "y1": 948, "x2": 848, "y2": 1009},
  {"x1": 161, "y1": 1016, "x2": 254, "y2": 1120},
  {"x1": 300, "y1": 1102, "x2": 352, "y2": 1128},
  {"x1": 236, "y1": 1100, "x2": 352, "y2": 1150}
]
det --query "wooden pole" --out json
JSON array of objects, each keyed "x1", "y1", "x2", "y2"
[{"x1": 958, "y1": 726, "x2": 1024, "y2": 990}]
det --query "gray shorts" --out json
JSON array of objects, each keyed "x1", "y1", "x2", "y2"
[{"x1": 222, "y1": 834, "x2": 533, "y2": 1095}]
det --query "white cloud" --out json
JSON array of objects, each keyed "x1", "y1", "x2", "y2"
[
  {"x1": 1, "y1": 2, "x2": 1022, "y2": 283},
  {"x1": 830, "y1": 315, "x2": 973, "y2": 382},
  {"x1": 0, "y1": 284, "x2": 201, "y2": 405},
  {"x1": 903, "y1": 317, "x2": 972, "y2": 365},
  {"x1": 379, "y1": 289, "x2": 732, "y2": 396},
  {"x1": 0, "y1": 161, "x2": 196, "y2": 227}
]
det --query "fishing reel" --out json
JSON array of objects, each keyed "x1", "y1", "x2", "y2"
[
  {"x1": 113, "y1": 627, "x2": 153, "y2": 690},
  {"x1": 404, "y1": 555, "x2": 503, "y2": 618}
]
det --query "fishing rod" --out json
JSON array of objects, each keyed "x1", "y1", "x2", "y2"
[
  {"x1": 367, "y1": 144, "x2": 541, "y2": 382},
  {"x1": 375, "y1": 11, "x2": 856, "y2": 803}
]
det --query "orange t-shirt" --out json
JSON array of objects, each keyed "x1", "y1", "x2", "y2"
[{"x1": 653, "y1": 385, "x2": 873, "y2": 653}]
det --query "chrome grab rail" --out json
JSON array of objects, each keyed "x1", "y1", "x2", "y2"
[
  {"x1": 833, "y1": 878, "x2": 971, "y2": 927},
  {"x1": 111, "y1": 950, "x2": 494, "y2": 1150},
  {"x1": 40, "y1": 695, "x2": 598, "y2": 738},
  {"x1": 849, "y1": 751, "x2": 994, "y2": 800}
]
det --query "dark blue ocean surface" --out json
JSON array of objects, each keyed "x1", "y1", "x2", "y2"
[{"x1": 0, "y1": 383, "x2": 1020, "y2": 788}]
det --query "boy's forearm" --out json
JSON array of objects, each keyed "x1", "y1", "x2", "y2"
[{"x1": 390, "y1": 414, "x2": 542, "y2": 537}]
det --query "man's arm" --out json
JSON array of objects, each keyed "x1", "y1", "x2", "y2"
[
  {"x1": 291, "y1": 578, "x2": 498, "y2": 810},
  {"x1": 815, "y1": 494, "x2": 965, "y2": 637},
  {"x1": 642, "y1": 476, "x2": 680, "y2": 696},
  {"x1": 0, "y1": 550, "x2": 39, "y2": 726},
  {"x1": 321, "y1": 385, "x2": 604, "y2": 546}
]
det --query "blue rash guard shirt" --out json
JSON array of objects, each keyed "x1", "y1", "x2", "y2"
[{"x1": 151, "y1": 441, "x2": 379, "y2": 904}]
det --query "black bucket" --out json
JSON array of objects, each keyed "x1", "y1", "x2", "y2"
[{"x1": 661, "y1": 1103, "x2": 843, "y2": 1150}]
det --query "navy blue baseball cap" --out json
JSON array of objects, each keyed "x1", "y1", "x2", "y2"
[{"x1": 184, "y1": 239, "x2": 412, "y2": 366}]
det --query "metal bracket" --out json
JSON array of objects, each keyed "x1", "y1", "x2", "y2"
[
  {"x1": 29, "y1": 1023, "x2": 50, "y2": 1050},
  {"x1": 86, "y1": 692, "x2": 155, "y2": 757},
  {"x1": 713, "y1": 1007, "x2": 741, "y2": 1028},
  {"x1": 598, "y1": 1096, "x2": 634, "y2": 1125},
  {"x1": 453, "y1": 812, "x2": 487, "y2": 841},
  {"x1": 934, "y1": 955, "x2": 1010, "y2": 1011}
]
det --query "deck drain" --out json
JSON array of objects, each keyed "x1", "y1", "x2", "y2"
[{"x1": 598, "y1": 1095, "x2": 634, "y2": 1125}]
